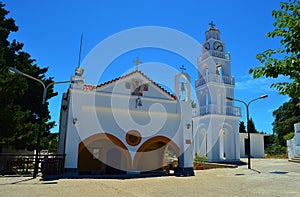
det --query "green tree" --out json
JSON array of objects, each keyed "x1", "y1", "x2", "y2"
[
  {"x1": 248, "y1": 118, "x2": 259, "y2": 133},
  {"x1": 272, "y1": 98, "x2": 300, "y2": 146},
  {"x1": 239, "y1": 121, "x2": 246, "y2": 133},
  {"x1": 0, "y1": 3, "x2": 57, "y2": 151},
  {"x1": 249, "y1": 0, "x2": 300, "y2": 99},
  {"x1": 191, "y1": 100, "x2": 197, "y2": 108}
]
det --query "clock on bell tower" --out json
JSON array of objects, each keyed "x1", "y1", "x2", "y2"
[{"x1": 202, "y1": 21, "x2": 226, "y2": 54}]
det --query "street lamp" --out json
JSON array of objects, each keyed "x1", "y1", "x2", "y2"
[
  {"x1": 8, "y1": 67, "x2": 70, "y2": 178},
  {"x1": 226, "y1": 94, "x2": 268, "y2": 169}
]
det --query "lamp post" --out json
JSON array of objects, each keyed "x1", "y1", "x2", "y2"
[
  {"x1": 8, "y1": 67, "x2": 70, "y2": 178},
  {"x1": 226, "y1": 94, "x2": 268, "y2": 169}
]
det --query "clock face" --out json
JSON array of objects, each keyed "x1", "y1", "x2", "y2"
[
  {"x1": 204, "y1": 42, "x2": 210, "y2": 50},
  {"x1": 213, "y1": 41, "x2": 223, "y2": 51}
]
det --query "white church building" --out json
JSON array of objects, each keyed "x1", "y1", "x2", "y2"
[
  {"x1": 57, "y1": 24, "x2": 268, "y2": 176},
  {"x1": 58, "y1": 66, "x2": 194, "y2": 176}
]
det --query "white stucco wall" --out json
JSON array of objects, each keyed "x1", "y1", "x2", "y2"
[
  {"x1": 287, "y1": 123, "x2": 300, "y2": 159},
  {"x1": 239, "y1": 133, "x2": 265, "y2": 158}
]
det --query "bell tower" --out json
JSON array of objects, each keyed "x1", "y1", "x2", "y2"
[
  {"x1": 198, "y1": 21, "x2": 231, "y2": 82},
  {"x1": 193, "y1": 22, "x2": 241, "y2": 162}
]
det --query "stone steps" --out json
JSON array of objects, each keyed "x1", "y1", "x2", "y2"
[{"x1": 289, "y1": 155, "x2": 300, "y2": 163}]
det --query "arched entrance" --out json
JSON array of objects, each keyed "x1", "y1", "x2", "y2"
[
  {"x1": 78, "y1": 133, "x2": 131, "y2": 175},
  {"x1": 133, "y1": 136, "x2": 179, "y2": 173}
]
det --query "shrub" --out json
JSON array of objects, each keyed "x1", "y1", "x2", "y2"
[
  {"x1": 265, "y1": 144, "x2": 287, "y2": 158},
  {"x1": 194, "y1": 153, "x2": 207, "y2": 164}
]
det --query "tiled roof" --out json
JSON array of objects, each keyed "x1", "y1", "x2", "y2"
[{"x1": 83, "y1": 70, "x2": 177, "y2": 100}]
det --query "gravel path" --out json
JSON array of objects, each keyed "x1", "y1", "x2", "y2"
[{"x1": 1, "y1": 159, "x2": 299, "y2": 197}]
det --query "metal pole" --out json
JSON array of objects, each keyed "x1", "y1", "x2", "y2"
[
  {"x1": 34, "y1": 81, "x2": 70, "y2": 178},
  {"x1": 246, "y1": 94, "x2": 267, "y2": 170},
  {"x1": 8, "y1": 67, "x2": 70, "y2": 178},
  {"x1": 33, "y1": 90, "x2": 44, "y2": 178},
  {"x1": 33, "y1": 81, "x2": 70, "y2": 178},
  {"x1": 226, "y1": 94, "x2": 268, "y2": 170},
  {"x1": 246, "y1": 104, "x2": 251, "y2": 169}
]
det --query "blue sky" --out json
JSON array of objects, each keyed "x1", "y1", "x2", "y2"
[{"x1": 4, "y1": 0, "x2": 289, "y2": 133}]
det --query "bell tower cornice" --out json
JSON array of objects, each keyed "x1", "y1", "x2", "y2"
[{"x1": 205, "y1": 21, "x2": 221, "y2": 41}]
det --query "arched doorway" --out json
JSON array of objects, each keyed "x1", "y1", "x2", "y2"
[
  {"x1": 78, "y1": 133, "x2": 131, "y2": 175},
  {"x1": 133, "y1": 136, "x2": 179, "y2": 173}
]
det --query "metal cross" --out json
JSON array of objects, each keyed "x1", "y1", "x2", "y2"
[
  {"x1": 209, "y1": 21, "x2": 215, "y2": 28},
  {"x1": 132, "y1": 57, "x2": 142, "y2": 71},
  {"x1": 180, "y1": 65, "x2": 186, "y2": 73}
]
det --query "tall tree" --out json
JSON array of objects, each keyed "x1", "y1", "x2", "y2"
[
  {"x1": 249, "y1": 0, "x2": 300, "y2": 99},
  {"x1": 239, "y1": 121, "x2": 246, "y2": 133},
  {"x1": 0, "y1": 3, "x2": 57, "y2": 151},
  {"x1": 272, "y1": 98, "x2": 300, "y2": 146},
  {"x1": 248, "y1": 118, "x2": 259, "y2": 133}
]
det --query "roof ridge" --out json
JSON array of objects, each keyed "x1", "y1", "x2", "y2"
[
  {"x1": 83, "y1": 70, "x2": 176, "y2": 100},
  {"x1": 137, "y1": 71, "x2": 177, "y2": 100}
]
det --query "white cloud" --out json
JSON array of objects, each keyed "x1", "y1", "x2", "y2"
[{"x1": 235, "y1": 75, "x2": 288, "y2": 93}]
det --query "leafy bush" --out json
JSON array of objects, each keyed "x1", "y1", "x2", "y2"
[
  {"x1": 265, "y1": 144, "x2": 287, "y2": 158},
  {"x1": 194, "y1": 153, "x2": 207, "y2": 164}
]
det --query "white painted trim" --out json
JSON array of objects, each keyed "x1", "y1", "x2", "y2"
[
  {"x1": 71, "y1": 89, "x2": 177, "y2": 104},
  {"x1": 192, "y1": 114, "x2": 240, "y2": 120},
  {"x1": 81, "y1": 105, "x2": 181, "y2": 117}
]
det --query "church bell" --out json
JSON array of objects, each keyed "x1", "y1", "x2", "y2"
[
  {"x1": 135, "y1": 97, "x2": 142, "y2": 108},
  {"x1": 180, "y1": 82, "x2": 185, "y2": 92}
]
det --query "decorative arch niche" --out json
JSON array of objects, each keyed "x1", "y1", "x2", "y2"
[{"x1": 78, "y1": 133, "x2": 132, "y2": 174}]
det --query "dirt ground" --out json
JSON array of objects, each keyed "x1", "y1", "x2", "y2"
[{"x1": 0, "y1": 159, "x2": 299, "y2": 197}]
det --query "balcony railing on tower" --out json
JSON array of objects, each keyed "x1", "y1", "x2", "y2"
[
  {"x1": 196, "y1": 74, "x2": 235, "y2": 87},
  {"x1": 193, "y1": 104, "x2": 241, "y2": 117}
]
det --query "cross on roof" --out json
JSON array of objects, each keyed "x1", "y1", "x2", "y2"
[
  {"x1": 132, "y1": 57, "x2": 142, "y2": 71},
  {"x1": 180, "y1": 65, "x2": 186, "y2": 73},
  {"x1": 209, "y1": 21, "x2": 215, "y2": 28}
]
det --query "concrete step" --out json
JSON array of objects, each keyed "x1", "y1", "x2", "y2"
[
  {"x1": 290, "y1": 157, "x2": 300, "y2": 161},
  {"x1": 289, "y1": 155, "x2": 300, "y2": 163},
  {"x1": 289, "y1": 159, "x2": 300, "y2": 163}
]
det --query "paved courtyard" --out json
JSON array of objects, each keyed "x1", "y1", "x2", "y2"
[{"x1": 0, "y1": 159, "x2": 299, "y2": 197}]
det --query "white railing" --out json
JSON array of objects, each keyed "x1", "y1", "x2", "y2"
[
  {"x1": 196, "y1": 74, "x2": 235, "y2": 87},
  {"x1": 193, "y1": 104, "x2": 241, "y2": 117}
]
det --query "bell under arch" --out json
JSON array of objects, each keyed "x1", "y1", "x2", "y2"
[{"x1": 175, "y1": 72, "x2": 191, "y2": 102}]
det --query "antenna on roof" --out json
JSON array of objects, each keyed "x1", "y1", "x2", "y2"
[
  {"x1": 75, "y1": 34, "x2": 84, "y2": 76},
  {"x1": 77, "y1": 34, "x2": 83, "y2": 68}
]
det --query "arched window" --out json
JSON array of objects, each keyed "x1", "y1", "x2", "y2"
[
  {"x1": 219, "y1": 129, "x2": 226, "y2": 160},
  {"x1": 216, "y1": 64, "x2": 223, "y2": 76}
]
